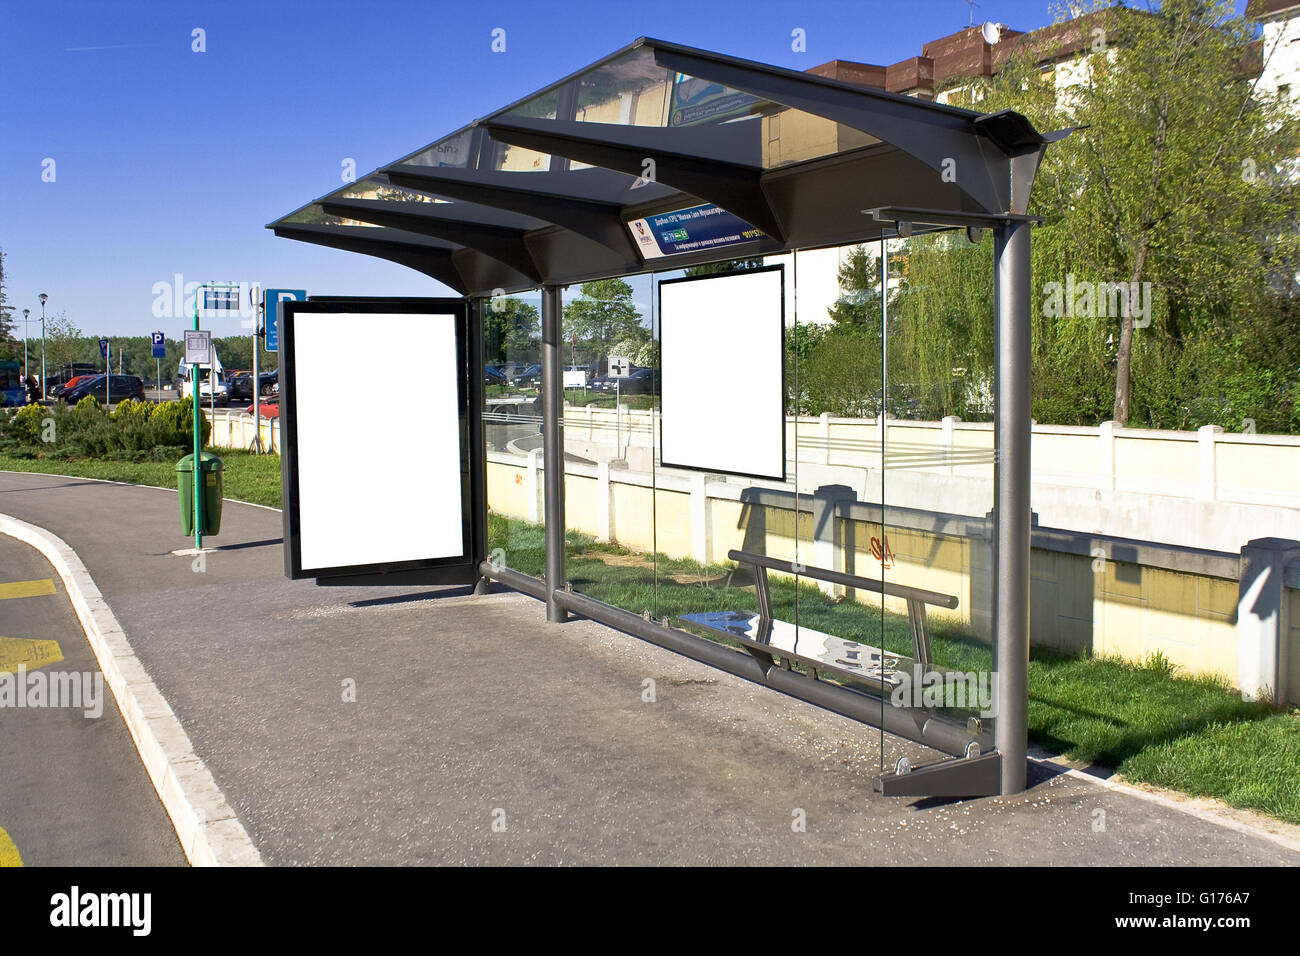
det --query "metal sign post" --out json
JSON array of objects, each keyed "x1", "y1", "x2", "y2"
[
  {"x1": 184, "y1": 326, "x2": 211, "y2": 550},
  {"x1": 188, "y1": 282, "x2": 238, "y2": 550},
  {"x1": 151, "y1": 332, "x2": 166, "y2": 404},
  {"x1": 251, "y1": 285, "x2": 263, "y2": 453},
  {"x1": 608, "y1": 354, "x2": 631, "y2": 460},
  {"x1": 99, "y1": 338, "x2": 111, "y2": 405}
]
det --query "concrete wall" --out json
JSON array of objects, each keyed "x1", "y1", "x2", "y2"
[{"x1": 204, "y1": 411, "x2": 281, "y2": 454}]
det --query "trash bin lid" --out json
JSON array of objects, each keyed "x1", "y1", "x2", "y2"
[{"x1": 176, "y1": 451, "x2": 223, "y2": 472}]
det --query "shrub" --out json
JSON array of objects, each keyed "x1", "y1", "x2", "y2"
[
  {"x1": 0, "y1": 398, "x2": 209, "y2": 460},
  {"x1": 4, "y1": 404, "x2": 47, "y2": 445}
]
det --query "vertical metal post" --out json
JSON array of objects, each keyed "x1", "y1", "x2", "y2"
[
  {"x1": 992, "y1": 220, "x2": 1032, "y2": 794},
  {"x1": 192, "y1": 288, "x2": 204, "y2": 550},
  {"x1": 468, "y1": 297, "x2": 490, "y2": 595},
  {"x1": 252, "y1": 289, "x2": 263, "y2": 453},
  {"x1": 541, "y1": 285, "x2": 567, "y2": 622}
]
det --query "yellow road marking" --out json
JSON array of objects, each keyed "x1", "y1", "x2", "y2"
[
  {"x1": 0, "y1": 636, "x2": 64, "y2": 674},
  {"x1": 0, "y1": 578, "x2": 56, "y2": 601},
  {"x1": 0, "y1": 827, "x2": 21, "y2": 866}
]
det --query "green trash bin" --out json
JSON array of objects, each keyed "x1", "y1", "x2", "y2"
[{"x1": 176, "y1": 452, "x2": 224, "y2": 536}]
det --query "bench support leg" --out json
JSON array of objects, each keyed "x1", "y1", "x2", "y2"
[{"x1": 873, "y1": 751, "x2": 1001, "y2": 797}]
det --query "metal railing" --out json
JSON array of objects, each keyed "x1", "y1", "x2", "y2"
[{"x1": 727, "y1": 549, "x2": 957, "y2": 674}]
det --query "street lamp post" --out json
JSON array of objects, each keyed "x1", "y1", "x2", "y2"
[
  {"x1": 21, "y1": 309, "x2": 29, "y2": 397},
  {"x1": 38, "y1": 293, "x2": 48, "y2": 400}
]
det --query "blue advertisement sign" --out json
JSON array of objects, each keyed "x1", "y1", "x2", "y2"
[
  {"x1": 626, "y1": 203, "x2": 765, "y2": 260},
  {"x1": 263, "y1": 289, "x2": 306, "y2": 353},
  {"x1": 151, "y1": 332, "x2": 166, "y2": 358},
  {"x1": 668, "y1": 74, "x2": 761, "y2": 127}
]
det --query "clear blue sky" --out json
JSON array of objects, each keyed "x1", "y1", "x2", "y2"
[{"x1": 0, "y1": 0, "x2": 1246, "y2": 339}]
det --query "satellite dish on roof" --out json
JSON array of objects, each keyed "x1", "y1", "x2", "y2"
[{"x1": 981, "y1": 21, "x2": 1003, "y2": 44}]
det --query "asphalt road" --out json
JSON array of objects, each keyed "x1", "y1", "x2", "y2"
[{"x1": 0, "y1": 534, "x2": 186, "y2": 867}]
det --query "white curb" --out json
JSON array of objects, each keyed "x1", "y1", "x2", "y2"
[{"x1": 0, "y1": 512, "x2": 263, "y2": 867}]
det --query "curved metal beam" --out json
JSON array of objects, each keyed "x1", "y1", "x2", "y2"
[
  {"x1": 383, "y1": 164, "x2": 647, "y2": 263},
  {"x1": 320, "y1": 198, "x2": 543, "y2": 282},
  {"x1": 483, "y1": 116, "x2": 786, "y2": 243},
  {"x1": 272, "y1": 223, "x2": 469, "y2": 293}
]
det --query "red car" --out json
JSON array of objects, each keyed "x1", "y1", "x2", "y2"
[
  {"x1": 244, "y1": 397, "x2": 280, "y2": 419},
  {"x1": 55, "y1": 375, "x2": 96, "y2": 399}
]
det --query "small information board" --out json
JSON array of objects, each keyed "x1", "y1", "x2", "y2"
[{"x1": 184, "y1": 330, "x2": 212, "y2": 365}]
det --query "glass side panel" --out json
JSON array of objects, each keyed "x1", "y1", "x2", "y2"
[
  {"x1": 772, "y1": 237, "x2": 999, "y2": 771},
  {"x1": 483, "y1": 289, "x2": 548, "y2": 577},
  {"x1": 558, "y1": 275, "x2": 661, "y2": 617},
  {"x1": 648, "y1": 262, "x2": 797, "y2": 661}
]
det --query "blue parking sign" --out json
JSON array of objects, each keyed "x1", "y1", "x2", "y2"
[
  {"x1": 263, "y1": 289, "x2": 305, "y2": 352},
  {"x1": 99, "y1": 338, "x2": 110, "y2": 358},
  {"x1": 151, "y1": 332, "x2": 166, "y2": 358}
]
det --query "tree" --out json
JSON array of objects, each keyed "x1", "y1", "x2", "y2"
[
  {"x1": 983, "y1": 1, "x2": 1300, "y2": 424},
  {"x1": 484, "y1": 297, "x2": 541, "y2": 364},
  {"x1": 0, "y1": 249, "x2": 15, "y2": 359},
  {"x1": 43, "y1": 312, "x2": 86, "y2": 370},
  {"x1": 562, "y1": 279, "x2": 645, "y2": 369}
]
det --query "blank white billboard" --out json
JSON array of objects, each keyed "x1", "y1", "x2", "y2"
[
  {"x1": 659, "y1": 267, "x2": 785, "y2": 479},
  {"x1": 292, "y1": 312, "x2": 464, "y2": 572}
]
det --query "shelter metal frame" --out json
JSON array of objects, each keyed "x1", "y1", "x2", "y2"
[{"x1": 269, "y1": 36, "x2": 1064, "y2": 796}]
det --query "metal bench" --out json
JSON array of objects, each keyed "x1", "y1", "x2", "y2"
[
  {"x1": 679, "y1": 549, "x2": 965, "y2": 694},
  {"x1": 679, "y1": 549, "x2": 1002, "y2": 796}
]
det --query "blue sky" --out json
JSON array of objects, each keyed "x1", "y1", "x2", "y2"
[{"x1": 0, "y1": 0, "x2": 1247, "y2": 338}]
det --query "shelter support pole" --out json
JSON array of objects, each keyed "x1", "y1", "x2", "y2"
[
  {"x1": 992, "y1": 219, "x2": 1032, "y2": 795},
  {"x1": 468, "y1": 297, "x2": 490, "y2": 595},
  {"x1": 541, "y1": 285, "x2": 568, "y2": 622}
]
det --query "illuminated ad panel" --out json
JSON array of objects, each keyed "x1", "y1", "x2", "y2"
[
  {"x1": 658, "y1": 266, "x2": 785, "y2": 480},
  {"x1": 280, "y1": 299, "x2": 473, "y2": 582},
  {"x1": 626, "y1": 202, "x2": 765, "y2": 260}
]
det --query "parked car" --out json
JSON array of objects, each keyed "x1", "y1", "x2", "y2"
[
  {"x1": 485, "y1": 365, "x2": 507, "y2": 386},
  {"x1": 516, "y1": 363, "x2": 543, "y2": 387},
  {"x1": 244, "y1": 396, "x2": 280, "y2": 419},
  {"x1": 46, "y1": 364, "x2": 101, "y2": 398},
  {"x1": 54, "y1": 374, "x2": 98, "y2": 399},
  {"x1": 496, "y1": 362, "x2": 528, "y2": 382},
  {"x1": 229, "y1": 370, "x2": 275, "y2": 401},
  {"x1": 62, "y1": 374, "x2": 145, "y2": 404},
  {"x1": 228, "y1": 372, "x2": 255, "y2": 402},
  {"x1": 588, "y1": 367, "x2": 659, "y2": 396},
  {"x1": 621, "y1": 367, "x2": 660, "y2": 395}
]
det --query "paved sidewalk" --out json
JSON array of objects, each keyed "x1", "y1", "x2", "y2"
[{"x1": 1, "y1": 469, "x2": 1297, "y2": 865}]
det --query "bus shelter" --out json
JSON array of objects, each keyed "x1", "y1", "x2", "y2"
[{"x1": 268, "y1": 37, "x2": 1066, "y2": 797}]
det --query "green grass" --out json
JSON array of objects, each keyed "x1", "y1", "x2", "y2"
[{"x1": 0, "y1": 449, "x2": 283, "y2": 508}]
